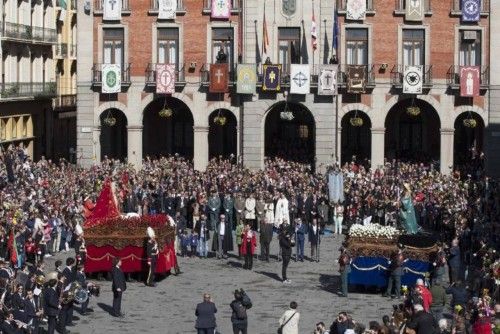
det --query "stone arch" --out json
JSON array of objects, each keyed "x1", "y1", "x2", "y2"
[
  {"x1": 380, "y1": 95, "x2": 443, "y2": 128},
  {"x1": 452, "y1": 105, "x2": 488, "y2": 127},
  {"x1": 340, "y1": 103, "x2": 374, "y2": 127},
  {"x1": 207, "y1": 101, "x2": 240, "y2": 125},
  {"x1": 208, "y1": 108, "x2": 238, "y2": 160},
  {"x1": 95, "y1": 102, "x2": 128, "y2": 125},
  {"x1": 140, "y1": 92, "x2": 199, "y2": 125},
  {"x1": 340, "y1": 110, "x2": 372, "y2": 164},
  {"x1": 98, "y1": 108, "x2": 128, "y2": 161}
]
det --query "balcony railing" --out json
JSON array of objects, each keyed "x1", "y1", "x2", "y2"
[
  {"x1": 336, "y1": 0, "x2": 376, "y2": 13},
  {"x1": 446, "y1": 65, "x2": 489, "y2": 88},
  {"x1": 202, "y1": 0, "x2": 240, "y2": 13},
  {"x1": 390, "y1": 64, "x2": 433, "y2": 88},
  {"x1": 200, "y1": 63, "x2": 236, "y2": 86},
  {"x1": 394, "y1": 0, "x2": 432, "y2": 14},
  {"x1": 149, "y1": 0, "x2": 186, "y2": 13},
  {"x1": 94, "y1": 0, "x2": 130, "y2": 13},
  {"x1": 450, "y1": 0, "x2": 489, "y2": 15},
  {"x1": 55, "y1": 43, "x2": 68, "y2": 58},
  {"x1": 91, "y1": 63, "x2": 131, "y2": 87},
  {"x1": 145, "y1": 63, "x2": 186, "y2": 86},
  {"x1": 1, "y1": 82, "x2": 57, "y2": 98},
  {"x1": 54, "y1": 94, "x2": 77, "y2": 110},
  {"x1": 2, "y1": 22, "x2": 57, "y2": 44}
]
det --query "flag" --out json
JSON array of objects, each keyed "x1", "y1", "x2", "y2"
[
  {"x1": 311, "y1": 8, "x2": 317, "y2": 51},
  {"x1": 102, "y1": 64, "x2": 121, "y2": 93},
  {"x1": 333, "y1": 10, "x2": 339, "y2": 53},
  {"x1": 8, "y1": 230, "x2": 17, "y2": 265},
  {"x1": 103, "y1": 0, "x2": 122, "y2": 21},
  {"x1": 156, "y1": 64, "x2": 176, "y2": 94},
  {"x1": 460, "y1": 66, "x2": 480, "y2": 97},
  {"x1": 318, "y1": 65, "x2": 338, "y2": 95},
  {"x1": 59, "y1": 0, "x2": 67, "y2": 22},
  {"x1": 405, "y1": 0, "x2": 424, "y2": 21},
  {"x1": 290, "y1": 64, "x2": 310, "y2": 94},
  {"x1": 403, "y1": 65, "x2": 423, "y2": 94},
  {"x1": 158, "y1": 0, "x2": 177, "y2": 20},
  {"x1": 236, "y1": 64, "x2": 257, "y2": 94},
  {"x1": 211, "y1": 0, "x2": 231, "y2": 19},
  {"x1": 209, "y1": 63, "x2": 229, "y2": 93},
  {"x1": 462, "y1": 0, "x2": 480, "y2": 22},
  {"x1": 263, "y1": 12, "x2": 270, "y2": 55}
]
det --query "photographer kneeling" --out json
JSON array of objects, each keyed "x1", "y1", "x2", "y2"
[{"x1": 230, "y1": 289, "x2": 252, "y2": 334}]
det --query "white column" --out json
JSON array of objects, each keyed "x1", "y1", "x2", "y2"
[
  {"x1": 371, "y1": 127, "x2": 385, "y2": 171},
  {"x1": 92, "y1": 126, "x2": 101, "y2": 164},
  {"x1": 127, "y1": 125, "x2": 143, "y2": 170},
  {"x1": 440, "y1": 128, "x2": 454, "y2": 175},
  {"x1": 193, "y1": 126, "x2": 209, "y2": 171}
]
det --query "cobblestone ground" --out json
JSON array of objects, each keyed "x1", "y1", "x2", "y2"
[{"x1": 50, "y1": 232, "x2": 394, "y2": 334}]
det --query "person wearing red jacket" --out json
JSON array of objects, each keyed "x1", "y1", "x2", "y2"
[
  {"x1": 240, "y1": 223, "x2": 257, "y2": 270},
  {"x1": 415, "y1": 278, "x2": 433, "y2": 312}
]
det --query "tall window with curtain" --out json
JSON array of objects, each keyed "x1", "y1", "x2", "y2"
[
  {"x1": 346, "y1": 28, "x2": 368, "y2": 65},
  {"x1": 103, "y1": 28, "x2": 124, "y2": 66},
  {"x1": 402, "y1": 29, "x2": 425, "y2": 66},
  {"x1": 211, "y1": 28, "x2": 234, "y2": 69},
  {"x1": 459, "y1": 30, "x2": 481, "y2": 66},
  {"x1": 278, "y1": 27, "x2": 300, "y2": 75},
  {"x1": 157, "y1": 28, "x2": 179, "y2": 68}
]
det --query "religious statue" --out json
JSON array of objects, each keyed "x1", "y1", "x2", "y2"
[{"x1": 399, "y1": 183, "x2": 420, "y2": 235}]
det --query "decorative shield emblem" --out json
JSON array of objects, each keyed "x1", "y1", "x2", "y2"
[
  {"x1": 106, "y1": 71, "x2": 116, "y2": 88},
  {"x1": 281, "y1": 0, "x2": 296, "y2": 17}
]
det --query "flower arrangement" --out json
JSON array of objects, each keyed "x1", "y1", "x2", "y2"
[{"x1": 348, "y1": 223, "x2": 401, "y2": 240}]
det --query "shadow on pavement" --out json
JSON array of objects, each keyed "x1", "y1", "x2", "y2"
[
  {"x1": 319, "y1": 273, "x2": 340, "y2": 294},
  {"x1": 227, "y1": 260, "x2": 243, "y2": 268},
  {"x1": 97, "y1": 302, "x2": 115, "y2": 316},
  {"x1": 255, "y1": 270, "x2": 282, "y2": 282}
]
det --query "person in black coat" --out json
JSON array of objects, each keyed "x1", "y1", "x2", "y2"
[
  {"x1": 230, "y1": 289, "x2": 252, "y2": 334},
  {"x1": 61, "y1": 257, "x2": 76, "y2": 327},
  {"x1": 25, "y1": 289, "x2": 42, "y2": 333},
  {"x1": 43, "y1": 278, "x2": 60, "y2": 334},
  {"x1": 279, "y1": 225, "x2": 294, "y2": 284},
  {"x1": 405, "y1": 304, "x2": 438, "y2": 334},
  {"x1": 111, "y1": 257, "x2": 126, "y2": 317},
  {"x1": 194, "y1": 293, "x2": 217, "y2": 334},
  {"x1": 75, "y1": 265, "x2": 89, "y2": 315}
]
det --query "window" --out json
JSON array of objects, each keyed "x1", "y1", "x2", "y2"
[
  {"x1": 298, "y1": 125, "x2": 309, "y2": 139},
  {"x1": 103, "y1": 28, "x2": 124, "y2": 65},
  {"x1": 459, "y1": 30, "x2": 481, "y2": 66},
  {"x1": 278, "y1": 27, "x2": 301, "y2": 74},
  {"x1": 403, "y1": 29, "x2": 425, "y2": 66},
  {"x1": 211, "y1": 28, "x2": 234, "y2": 69},
  {"x1": 0, "y1": 119, "x2": 6, "y2": 141},
  {"x1": 346, "y1": 28, "x2": 368, "y2": 65},
  {"x1": 158, "y1": 28, "x2": 179, "y2": 67}
]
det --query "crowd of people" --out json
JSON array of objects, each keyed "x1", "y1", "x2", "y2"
[{"x1": 0, "y1": 144, "x2": 499, "y2": 333}]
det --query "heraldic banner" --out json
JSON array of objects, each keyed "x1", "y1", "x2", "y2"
[
  {"x1": 460, "y1": 66, "x2": 480, "y2": 97},
  {"x1": 209, "y1": 63, "x2": 229, "y2": 93},
  {"x1": 290, "y1": 65, "x2": 310, "y2": 95},
  {"x1": 103, "y1": 0, "x2": 122, "y2": 21},
  {"x1": 347, "y1": 65, "x2": 366, "y2": 94},
  {"x1": 403, "y1": 65, "x2": 423, "y2": 94},
  {"x1": 236, "y1": 64, "x2": 257, "y2": 94},
  {"x1": 158, "y1": 0, "x2": 177, "y2": 20},
  {"x1": 102, "y1": 64, "x2": 121, "y2": 93},
  {"x1": 318, "y1": 65, "x2": 338, "y2": 96},
  {"x1": 346, "y1": 0, "x2": 366, "y2": 21},
  {"x1": 462, "y1": 0, "x2": 480, "y2": 22},
  {"x1": 211, "y1": 0, "x2": 231, "y2": 19},
  {"x1": 405, "y1": 0, "x2": 424, "y2": 21},
  {"x1": 262, "y1": 64, "x2": 281, "y2": 91},
  {"x1": 156, "y1": 64, "x2": 176, "y2": 94}
]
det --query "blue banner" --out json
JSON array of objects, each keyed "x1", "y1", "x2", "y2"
[
  {"x1": 348, "y1": 256, "x2": 432, "y2": 287},
  {"x1": 462, "y1": 0, "x2": 480, "y2": 22},
  {"x1": 262, "y1": 64, "x2": 281, "y2": 91}
]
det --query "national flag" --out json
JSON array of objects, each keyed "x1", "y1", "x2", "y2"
[
  {"x1": 263, "y1": 11, "x2": 270, "y2": 55},
  {"x1": 333, "y1": 10, "x2": 339, "y2": 53},
  {"x1": 311, "y1": 8, "x2": 317, "y2": 51}
]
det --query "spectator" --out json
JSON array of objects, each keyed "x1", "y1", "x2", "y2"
[
  {"x1": 195, "y1": 293, "x2": 217, "y2": 334},
  {"x1": 278, "y1": 301, "x2": 299, "y2": 334}
]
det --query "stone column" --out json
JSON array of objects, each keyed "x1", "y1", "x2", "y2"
[
  {"x1": 193, "y1": 126, "x2": 209, "y2": 171},
  {"x1": 440, "y1": 128, "x2": 454, "y2": 175},
  {"x1": 92, "y1": 126, "x2": 101, "y2": 164},
  {"x1": 371, "y1": 127, "x2": 385, "y2": 171},
  {"x1": 127, "y1": 125, "x2": 143, "y2": 170}
]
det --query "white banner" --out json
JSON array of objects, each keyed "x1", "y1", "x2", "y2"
[
  {"x1": 102, "y1": 64, "x2": 121, "y2": 93},
  {"x1": 403, "y1": 65, "x2": 423, "y2": 94},
  {"x1": 346, "y1": 0, "x2": 366, "y2": 21},
  {"x1": 103, "y1": 0, "x2": 122, "y2": 21},
  {"x1": 318, "y1": 65, "x2": 337, "y2": 96},
  {"x1": 211, "y1": 0, "x2": 231, "y2": 19},
  {"x1": 405, "y1": 0, "x2": 424, "y2": 21},
  {"x1": 158, "y1": 0, "x2": 176, "y2": 20},
  {"x1": 290, "y1": 64, "x2": 310, "y2": 94}
]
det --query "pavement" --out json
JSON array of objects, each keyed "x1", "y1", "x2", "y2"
[{"x1": 48, "y1": 231, "x2": 395, "y2": 334}]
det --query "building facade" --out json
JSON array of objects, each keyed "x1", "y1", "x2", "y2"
[
  {"x1": 77, "y1": 0, "x2": 492, "y2": 175},
  {"x1": 0, "y1": 0, "x2": 57, "y2": 158}
]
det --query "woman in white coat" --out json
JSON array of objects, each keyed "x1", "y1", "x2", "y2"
[
  {"x1": 245, "y1": 194, "x2": 256, "y2": 228},
  {"x1": 264, "y1": 196, "x2": 275, "y2": 226},
  {"x1": 278, "y1": 301, "x2": 299, "y2": 334},
  {"x1": 274, "y1": 192, "x2": 290, "y2": 228}
]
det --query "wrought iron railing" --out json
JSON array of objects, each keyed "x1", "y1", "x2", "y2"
[
  {"x1": 390, "y1": 64, "x2": 433, "y2": 87},
  {"x1": 1, "y1": 82, "x2": 57, "y2": 98},
  {"x1": 446, "y1": 65, "x2": 489, "y2": 87},
  {"x1": 3, "y1": 22, "x2": 57, "y2": 43},
  {"x1": 91, "y1": 63, "x2": 131, "y2": 85},
  {"x1": 200, "y1": 63, "x2": 236, "y2": 85},
  {"x1": 145, "y1": 63, "x2": 186, "y2": 84}
]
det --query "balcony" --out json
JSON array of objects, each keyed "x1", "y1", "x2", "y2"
[
  {"x1": 1, "y1": 82, "x2": 57, "y2": 99},
  {"x1": 2, "y1": 22, "x2": 57, "y2": 44},
  {"x1": 202, "y1": 0, "x2": 240, "y2": 14},
  {"x1": 91, "y1": 63, "x2": 131, "y2": 88},
  {"x1": 149, "y1": 0, "x2": 186, "y2": 15},
  {"x1": 145, "y1": 63, "x2": 186, "y2": 87},
  {"x1": 54, "y1": 94, "x2": 77, "y2": 110},
  {"x1": 450, "y1": 0, "x2": 489, "y2": 16},
  {"x1": 55, "y1": 43, "x2": 68, "y2": 58},
  {"x1": 200, "y1": 63, "x2": 236, "y2": 87},
  {"x1": 446, "y1": 65, "x2": 489, "y2": 89},
  {"x1": 336, "y1": 0, "x2": 376, "y2": 15},
  {"x1": 394, "y1": 0, "x2": 432, "y2": 15},
  {"x1": 390, "y1": 64, "x2": 433, "y2": 89},
  {"x1": 94, "y1": 0, "x2": 130, "y2": 15}
]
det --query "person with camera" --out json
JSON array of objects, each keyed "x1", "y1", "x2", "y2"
[
  {"x1": 329, "y1": 312, "x2": 354, "y2": 334},
  {"x1": 194, "y1": 293, "x2": 217, "y2": 334},
  {"x1": 278, "y1": 301, "x2": 299, "y2": 334},
  {"x1": 313, "y1": 321, "x2": 330, "y2": 334},
  {"x1": 230, "y1": 288, "x2": 252, "y2": 334},
  {"x1": 279, "y1": 223, "x2": 294, "y2": 284}
]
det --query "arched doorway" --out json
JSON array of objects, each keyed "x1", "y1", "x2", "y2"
[
  {"x1": 341, "y1": 110, "x2": 371, "y2": 165},
  {"x1": 385, "y1": 98, "x2": 440, "y2": 164},
  {"x1": 209, "y1": 109, "x2": 237, "y2": 160},
  {"x1": 143, "y1": 96, "x2": 194, "y2": 159},
  {"x1": 454, "y1": 111, "x2": 484, "y2": 169},
  {"x1": 100, "y1": 109, "x2": 128, "y2": 161},
  {"x1": 265, "y1": 102, "x2": 315, "y2": 166}
]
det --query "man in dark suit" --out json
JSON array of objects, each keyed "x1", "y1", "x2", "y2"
[
  {"x1": 111, "y1": 257, "x2": 126, "y2": 317},
  {"x1": 194, "y1": 293, "x2": 217, "y2": 334},
  {"x1": 75, "y1": 265, "x2": 89, "y2": 315},
  {"x1": 43, "y1": 277, "x2": 60, "y2": 334},
  {"x1": 259, "y1": 218, "x2": 273, "y2": 262},
  {"x1": 61, "y1": 257, "x2": 76, "y2": 327},
  {"x1": 25, "y1": 289, "x2": 42, "y2": 332}
]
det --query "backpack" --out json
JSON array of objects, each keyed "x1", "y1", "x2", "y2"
[{"x1": 235, "y1": 302, "x2": 247, "y2": 320}]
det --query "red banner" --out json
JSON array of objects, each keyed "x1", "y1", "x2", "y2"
[
  {"x1": 156, "y1": 64, "x2": 176, "y2": 94},
  {"x1": 460, "y1": 66, "x2": 480, "y2": 97},
  {"x1": 209, "y1": 63, "x2": 229, "y2": 93}
]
